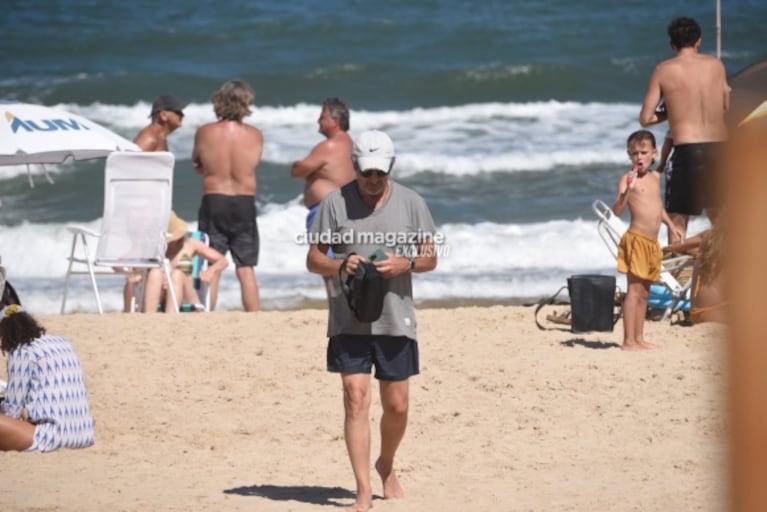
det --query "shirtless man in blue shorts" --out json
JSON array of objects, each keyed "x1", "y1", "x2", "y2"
[
  {"x1": 291, "y1": 98, "x2": 355, "y2": 294},
  {"x1": 192, "y1": 80, "x2": 263, "y2": 312},
  {"x1": 640, "y1": 17, "x2": 729, "y2": 239},
  {"x1": 291, "y1": 97, "x2": 355, "y2": 233}
]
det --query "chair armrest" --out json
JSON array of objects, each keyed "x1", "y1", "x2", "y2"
[
  {"x1": 66, "y1": 225, "x2": 101, "y2": 238},
  {"x1": 661, "y1": 254, "x2": 695, "y2": 272}
]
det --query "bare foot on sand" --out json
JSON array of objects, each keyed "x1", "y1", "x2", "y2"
[
  {"x1": 621, "y1": 340, "x2": 660, "y2": 351},
  {"x1": 346, "y1": 503, "x2": 372, "y2": 512},
  {"x1": 375, "y1": 458, "x2": 404, "y2": 499}
]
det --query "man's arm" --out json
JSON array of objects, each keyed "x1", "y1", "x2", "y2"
[
  {"x1": 191, "y1": 128, "x2": 204, "y2": 175},
  {"x1": 291, "y1": 142, "x2": 328, "y2": 179},
  {"x1": 658, "y1": 134, "x2": 673, "y2": 172},
  {"x1": 307, "y1": 243, "x2": 345, "y2": 277},
  {"x1": 373, "y1": 241, "x2": 438, "y2": 278},
  {"x1": 639, "y1": 67, "x2": 668, "y2": 127},
  {"x1": 413, "y1": 241, "x2": 437, "y2": 272}
]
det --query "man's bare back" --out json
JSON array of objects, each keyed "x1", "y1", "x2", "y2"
[
  {"x1": 193, "y1": 120, "x2": 263, "y2": 196},
  {"x1": 640, "y1": 49, "x2": 729, "y2": 144}
]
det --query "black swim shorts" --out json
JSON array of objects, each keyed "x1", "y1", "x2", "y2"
[
  {"x1": 198, "y1": 194, "x2": 259, "y2": 267},
  {"x1": 327, "y1": 334, "x2": 419, "y2": 381},
  {"x1": 666, "y1": 142, "x2": 723, "y2": 215}
]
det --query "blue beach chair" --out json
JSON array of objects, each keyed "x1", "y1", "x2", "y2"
[
  {"x1": 186, "y1": 230, "x2": 212, "y2": 312},
  {"x1": 647, "y1": 283, "x2": 691, "y2": 313},
  {"x1": 151, "y1": 230, "x2": 212, "y2": 313}
]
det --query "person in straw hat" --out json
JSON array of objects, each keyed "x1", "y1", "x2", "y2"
[{"x1": 142, "y1": 212, "x2": 228, "y2": 313}]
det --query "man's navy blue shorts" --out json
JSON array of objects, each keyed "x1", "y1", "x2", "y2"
[{"x1": 327, "y1": 334, "x2": 419, "y2": 381}]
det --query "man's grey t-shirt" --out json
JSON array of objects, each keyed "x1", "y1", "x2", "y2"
[{"x1": 310, "y1": 180, "x2": 437, "y2": 340}]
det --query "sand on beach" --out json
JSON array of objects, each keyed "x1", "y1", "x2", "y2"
[{"x1": 0, "y1": 307, "x2": 728, "y2": 511}]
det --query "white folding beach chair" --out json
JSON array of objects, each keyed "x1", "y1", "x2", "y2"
[
  {"x1": 60, "y1": 151, "x2": 178, "y2": 314},
  {"x1": 592, "y1": 199, "x2": 694, "y2": 320}
]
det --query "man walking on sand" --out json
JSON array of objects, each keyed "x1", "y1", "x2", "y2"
[
  {"x1": 639, "y1": 16, "x2": 729, "y2": 239},
  {"x1": 192, "y1": 80, "x2": 263, "y2": 312},
  {"x1": 307, "y1": 130, "x2": 438, "y2": 511}
]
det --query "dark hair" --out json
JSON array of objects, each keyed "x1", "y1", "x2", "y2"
[
  {"x1": 626, "y1": 129, "x2": 657, "y2": 148},
  {"x1": 668, "y1": 17, "x2": 701, "y2": 49},
  {"x1": 323, "y1": 97, "x2": 350, "y2": 131},
  {"x1": 0, "y1": 308, "x2": 45, "y2": 355},
  {"x1": 0, "y1": 279, "x2": 41, "y2": 354}
]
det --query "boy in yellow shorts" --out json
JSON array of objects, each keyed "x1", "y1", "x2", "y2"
[{"x1": 613, "y1": 130, "x2": 683, "y2": 350}]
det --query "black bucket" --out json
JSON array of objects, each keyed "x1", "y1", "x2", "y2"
[{"x1": 567, "y1": 274, "x2": 616, "y2": 333}]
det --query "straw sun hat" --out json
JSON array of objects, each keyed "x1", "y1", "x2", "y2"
[{"x1": 166, "y1": 211, "x2": 188, "y2": 243}]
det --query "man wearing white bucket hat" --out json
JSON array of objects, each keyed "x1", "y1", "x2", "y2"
[{"x1": 307, "y1": 129, "x2": 439, "y2": 511}]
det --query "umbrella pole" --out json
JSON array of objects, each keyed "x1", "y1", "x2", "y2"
[
  {"x1": 24, "y1": 164, "x2": 56, "y2": 188},
  {"x1": 716, "y1": 0, "x2": 722, "y2": 59},
  {"x1": 41, "y1": 164, "x2": 55, "y2": 185},
  {"x1": 26, "y1": 164, "x2": 35, "y2": 188}
]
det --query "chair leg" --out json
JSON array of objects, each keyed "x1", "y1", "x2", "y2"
[
  {"x1": 660, "y1": 293, "x2": 686, "y2": 321},
  {"x1": 78, "y1": 233, "x2": 104, "y2": 315},
  {"x1": 86, "y1": 265, "x2": 103, "y2": 314},
  {"x1": 131, "y1": 269, "x2": 149, "y2": 312},
  {"x1": 62, "y1": 233, "x2": 101, "y2": 314},
  {"x1": 60, "y1": 235, "x2": 78, "y2": 314},
  {"x1": 164, "y1": 262, "x2": 179, "y2": 313},
  {"x1": 203, "y1": 284, "x2": 211, "y2": 312}
]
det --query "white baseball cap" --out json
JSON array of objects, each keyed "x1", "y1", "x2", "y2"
[{"x1": 352, "y1": 130, "x2": 396, "y2": 173}]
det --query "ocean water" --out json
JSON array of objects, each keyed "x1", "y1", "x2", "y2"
[{"x1": 1, "y1": 1, "x2": 764, "y2": 313}]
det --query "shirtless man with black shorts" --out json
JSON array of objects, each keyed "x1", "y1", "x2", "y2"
[
  {"x1": 640, "y1": 17, "x2": 729, "y2": 239},
  {"x1": 192, "y1": 80, "x2": 263, "y2": 312}
]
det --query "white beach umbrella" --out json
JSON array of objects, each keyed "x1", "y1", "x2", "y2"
[{"x1": 0, "y1": 100, "x2": 139, "y2": 186}]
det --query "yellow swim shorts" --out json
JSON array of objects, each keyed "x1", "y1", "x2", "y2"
[{"x1": 617, "y1": 229, "x2": 662, "y2": 282}]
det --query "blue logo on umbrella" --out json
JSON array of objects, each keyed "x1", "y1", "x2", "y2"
[{"x1": 5, "y1": 112, "x2": 92, "y2": 133}]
